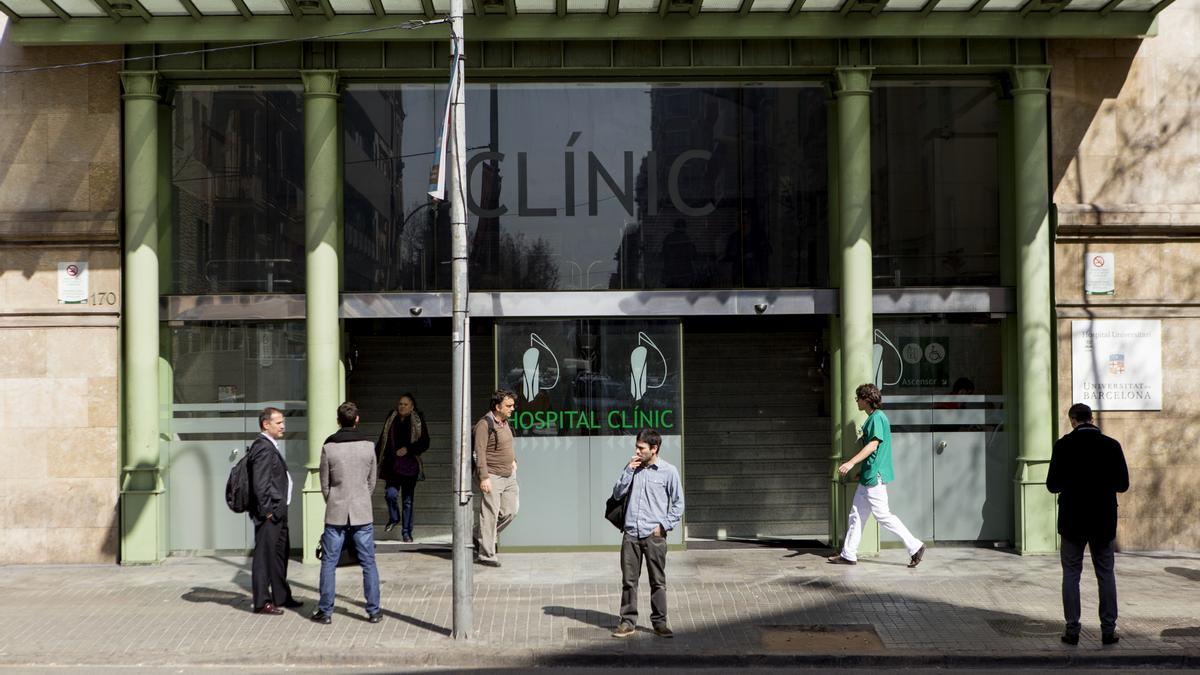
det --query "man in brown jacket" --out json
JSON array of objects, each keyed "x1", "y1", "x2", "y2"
[
  {"x1": 311, "y1": 402, "x2": 381, "y2": 625},
  {"x1": 472, "y1": 389, "x2": 518, "y2": 567}
]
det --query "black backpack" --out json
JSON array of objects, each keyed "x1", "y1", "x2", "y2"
[{"x1": 225, "y1": 447, "x2": 252, "y2": 513}]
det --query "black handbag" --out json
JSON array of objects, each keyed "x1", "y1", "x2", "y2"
[
  {"x1": 604, "y1": 493, "x2": 628, "y2": 531},
  {"x1": 315, "y1": 539, "x2": 362, "y2": 567}
]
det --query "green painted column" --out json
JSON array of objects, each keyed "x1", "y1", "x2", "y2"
[
  {"x1": 156, "y1": 91, "x2": 175, "y2": 560},
  {"x1": 825, "y1": 87, "x2": 845, "y2": 547},
  {"x1": 834, "y1": 66, "x2": 878, "y2": 556},
  {"x1": 1010, "y1": 65, "x2": 1057, "y2": 555},
  {"x1": 119, "y1": 70, "x2": 165, "y2": 564},
  {"x1": 301, "y1": 70, "x2": 341, "y2": 564}
]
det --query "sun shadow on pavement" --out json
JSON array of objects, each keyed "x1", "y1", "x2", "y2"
[
  {"x1": 1164, "y1": 566, "x2": 1200, "y2": 582},
  {"x1": 543, "y1": 605, "x2": 620, "y2": 631}
]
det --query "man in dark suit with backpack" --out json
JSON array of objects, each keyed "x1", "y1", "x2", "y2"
[
  {"x1": 247, "y1": 407, "x2": 302, "y2": 615},
  {"x1": 1047, "y1": 403, "x2": 1130, "y2": 646}
]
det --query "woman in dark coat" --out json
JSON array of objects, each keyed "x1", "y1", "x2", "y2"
[{"x1": 376, "y1": 393, "x2": 430, "y2": 542}]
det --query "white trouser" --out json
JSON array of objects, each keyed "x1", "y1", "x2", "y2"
[{"x1": 840, "y1": 481, "x2": 923, "y2": 561}]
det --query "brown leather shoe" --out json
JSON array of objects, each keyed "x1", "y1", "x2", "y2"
[
  {"x1": 908, "y1": 545, "x2": 926, "y2": 568},
  {"x1": 827, "y1": 554, "x2": 857, "y2": 565},
  {"x1": 254, "y1": 602, "x2": 283, "y2": 615}
]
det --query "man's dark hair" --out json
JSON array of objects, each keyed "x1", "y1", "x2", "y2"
[
  {"x1": 491, "y1": 389, "x2": 516, "y2": 412},
  {"x1": 636, "y1": 428, "x2": 662, "y2": 450},
  {"x1": 855, "y1": 383, "x2": 883, "y2": 409},
  {"x1": 1068, "y1": 403, "x2": 1093, "y2": 423},
  {"x1": 259, "y1": 407, "x2": 282, "y2": 430},
  {"x1": 337, "y1": 401, "x2": 359, "y2": 428}
]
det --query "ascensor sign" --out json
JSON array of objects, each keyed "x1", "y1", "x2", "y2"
[
  {"x1": 1071, "y1": 319, "x2": 1162, "y2": 411},
  {"x1": 497, "y1": 320, "x2": 681, "y2": 437}
]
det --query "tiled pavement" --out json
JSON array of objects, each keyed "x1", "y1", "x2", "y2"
[{"x1": 1, "y1": 545, "x2": 1198, "y2": 668}]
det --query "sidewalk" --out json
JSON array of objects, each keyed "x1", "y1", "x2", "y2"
[{"x1": 1, "y1": 544, "x2": 1198, "y2": 669}]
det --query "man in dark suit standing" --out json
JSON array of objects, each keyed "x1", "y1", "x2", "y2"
[
  {"x1": 248, "y1": 406, "x2": 302, "y2": 615},
  {"x1": 1047, "y1": 403, "x2": 1129, "y2": 646}
]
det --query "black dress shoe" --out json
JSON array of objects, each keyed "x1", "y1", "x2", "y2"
[
  {"x1": 281, "y1": 598, "x2": 304, "y2": 608},
  {"x1": 309, "y1": 610, "x2": 332, "y2": 624},
  {"x1": 367, "y1": 612, "x2": 383, "y2": 623},
  {"x1": 1061, "y1": 632, "x2": 1079, "y2": 645},
  {"x1": 908, "y1": 545, "x2": 926, "y2": 568},
  {"x1": 1102, "y1": 633, "x2": 1120, "y2": 645},
  {"x1": 254, "y1": 603, "x2": 283, "y2": 615},
  {"x1": 827, "y1": 554, "x2": 856, "y2": 565},
  {"x1": 476, "y1": 559, "x2": 502, "y2": 568}
]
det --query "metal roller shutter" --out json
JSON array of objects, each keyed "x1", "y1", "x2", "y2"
[{"x1": 682, "y1": 317, "x2": 830, "y2": 540}]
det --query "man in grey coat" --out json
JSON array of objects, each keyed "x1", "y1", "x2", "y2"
[{"x1": 311, "y1": 401, "x2": 382, "y2": 624}]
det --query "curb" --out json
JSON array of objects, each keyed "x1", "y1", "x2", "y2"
[{"x1": 8, "y1": 649, "x2": 1200, "y2": 669}]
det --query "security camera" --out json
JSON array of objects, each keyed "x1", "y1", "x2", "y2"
[
  {"x1": 410, "y1": 306, "x2": 423, "y2": 316},
  {"x1": 754, "y1": 303, "x2": 768, "y2": 315}
]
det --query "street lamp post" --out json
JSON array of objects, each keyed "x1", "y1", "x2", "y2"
[{"x1": 446, "y1": 0, "x2": 473, "y2": 641}]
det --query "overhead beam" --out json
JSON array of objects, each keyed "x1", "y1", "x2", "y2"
[
  {"x1": 840, "y1": 0, "x2": 857, "y2": 15},
  {"x1": 472, "y1": 0, "x2": 487, "y2": 16},
  {"x1": 556, "y1": 0, "x2": 566, "y2": 17},
  {"x1": 177, "y1": 0, "x2": 202, "y2": 20},
  {"x1": 90, "y1": 0, "x2": 124, "y2": 21},
  {"x1": 969, "y1": 0, "x2": 991, "y2": 16},
  {"x1": 658, "y1": 0, "x2": 669, "y2": 17},
  {"x1": 231, "y1": 0, "x2": 253, "y2": 18},
  {"x1": 420, "y1": 0, "x2": 434, "y2": 16},
  {"x1": 369, "y1": 0, "x2": 384, "y2": 15},
  {"x1": 738, "y1": 0, "x2": 754, "y2": 16},
  {"x1": 39, "y1": 0, "x2": 70, "y2": 21},
  {"x1": 607, "y1": 0, "x2": 617, "y2": 17},
  {"x1": 7, "y1": 11, "x2": 1161, "y2": 43},
  {"x1": 1098, "y1": 0, "x2": 1121, "y2": 14},
  {"x1": 788, "y1": 0, "x2": 806, "y2": 15},
  {"x1": 689, "y1": 0, "x2": 701, "y2": 17},
  {"x1": 506, "y1": 0, "x2": 515, "y2": 18},
  {"x1": 1151, "y1": 0, "x2": 1175, "y2": 14},
  {"x1": 316, "y1": 0, "x2": 335, "y2": 19},
  {"x1": 921, "y1": 0, "x2": 943, "y2": 16},
  {"x1": 281, "y1": 0, "x2": 305, "y2": 18},
  {"x1": 0, "y1": 0, "x2": 22, "y2": 21}
]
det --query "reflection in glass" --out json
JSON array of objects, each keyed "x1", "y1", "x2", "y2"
[
  {"x1": 872, "y1": 317, "x2": 1003, "y2": 397},
  {"x1": 496, "y1": 319, "x2": 681, "y2": 437},
  {"x1": 871, "y1": 85, "x2": 1001, "y2": 287},
  {"x1": 171, "y1": 87, "x2": 305, "y2": 294},
  {"x1": 343, "y1": 83, "x2": 828, "y2": 292}
]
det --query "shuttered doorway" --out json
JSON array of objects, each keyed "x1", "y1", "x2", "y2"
[
  {"x1": 682, "y1": 317, "x2": 830, "y2": 540},
  {"x1": 346, "y1": 319, "x2": 495, "y2": 543}
]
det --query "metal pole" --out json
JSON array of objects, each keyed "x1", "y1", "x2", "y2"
[{"x1": 448, "y1": 0, "x2": 474, "y2": 640}]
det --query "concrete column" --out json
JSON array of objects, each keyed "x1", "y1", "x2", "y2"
[
  {"x1": 834, "y1": 66, "x2": 878, "y2": 556},
  {"x1": 301, "y1": 70, "x2": 341, "y2": 564},
  {"x1": 1010, "y1": 65, "x2": 1057, "y2": 555},
  {"x1": 119, "y1": 70, "x2": 164, "y2": 564}
]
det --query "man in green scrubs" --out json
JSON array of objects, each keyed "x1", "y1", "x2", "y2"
[{"x1": 828, "y1": 383, "x2": 926, "y2": 567}]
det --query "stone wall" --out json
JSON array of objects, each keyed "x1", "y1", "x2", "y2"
[
  {"x1": 1052, "y1": 2, "x2": 1200, "y2": 551},
  {"x1": 0, "y1": 19, "x2": 123, "y2": 563}
]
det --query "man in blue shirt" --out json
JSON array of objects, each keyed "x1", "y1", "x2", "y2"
[{"x1": 611, "y1": 428, "x2": 684, "y2": 639}]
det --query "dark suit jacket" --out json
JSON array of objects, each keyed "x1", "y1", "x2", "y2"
[
  {"x1": 248, "y1": 434, "x2": 290, "y2": 522},
  {"x1": 1046, "y1": 423, "x2": 1129, "y2": 543}
]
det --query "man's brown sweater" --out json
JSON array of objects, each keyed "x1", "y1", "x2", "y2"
[{"x1": 473, "y1": 413, "x2": 514, "y2": 480}]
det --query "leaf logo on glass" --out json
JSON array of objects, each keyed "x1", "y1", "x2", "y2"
[
  {"x1": 521, "y1": 333, "x2": 559, "y2": 401},
  {"x1": 630, "y1": 332, "x2": 668, "y2": 402}
]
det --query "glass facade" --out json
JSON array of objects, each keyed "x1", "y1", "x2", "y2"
[
  {"x1": 171, "y1": 86, "x2": 305, "y2": 294},
  {"x1": 871, "y1": 85, "x2": 1002, "y2": 288},
  {"x1": 343, "y1": 83, "x2": 829, "y2": 292},
  {"x1": 167, "y1": 321, "x2": 308, "y2": 552}
]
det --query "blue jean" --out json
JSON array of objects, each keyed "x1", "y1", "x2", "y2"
[
  {"x1": 318, "y1": 523, "x2": 380, "y2": 616},
  {"x1": 1061, "y1": 536, "x2": 1118, "y2": 636},
  {"x1": 385, "y1": 476, "x2": 418, "y2": 537}
]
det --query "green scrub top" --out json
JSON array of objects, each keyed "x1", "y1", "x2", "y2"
[{"x1": 859, "y1": 409, "x2": 895, "y2": 487}]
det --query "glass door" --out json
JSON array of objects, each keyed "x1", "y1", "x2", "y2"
[
  {"x1": 872, "y1": 317, "x2": 1011, "y2": 544},
  {"x1": 494, "y1": 319, "x2": 683, "y2": 548},
  {"x1": 166, "y1": 322, "x2": 307, "y2": 554}
]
